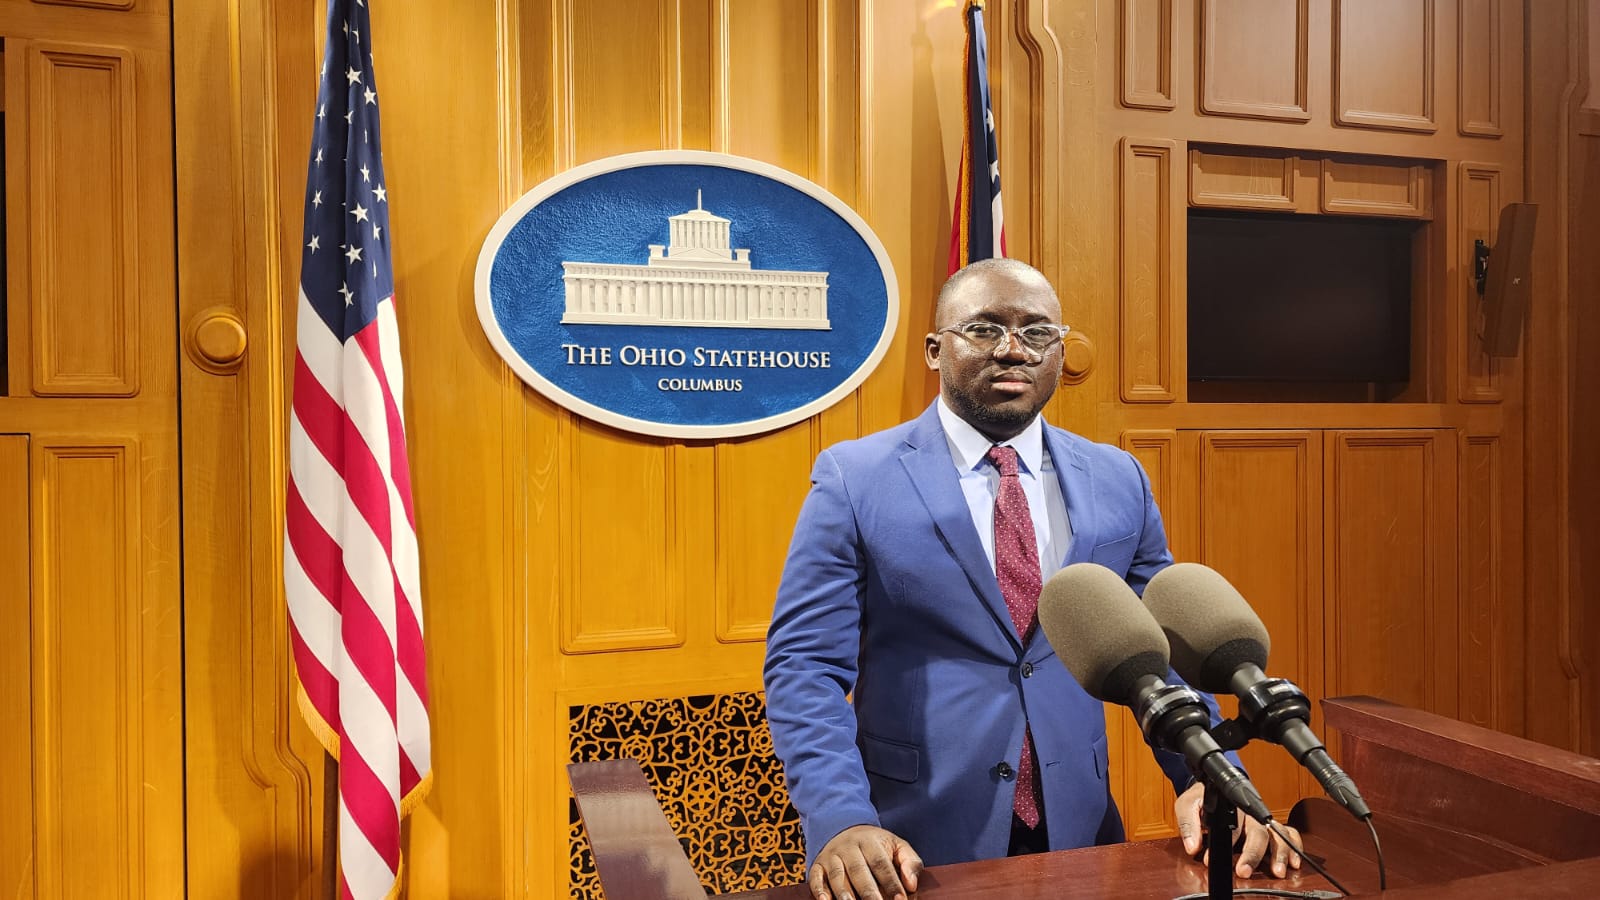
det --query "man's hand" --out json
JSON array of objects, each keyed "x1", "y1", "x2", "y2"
[
  {"x1": 808, "y1": 824, "x2": 924, "y2": 900},
  {"x1": 1174, "y1": 782, "x2": 1303, "y2": 878}
]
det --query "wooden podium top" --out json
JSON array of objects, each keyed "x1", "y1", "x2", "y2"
[
  {"x1": 571, "y1": 697, "x2": 1600, "y2": 899},
  {"x1": 720, "y1": 798, "x2": 1591, "y2": 899}
]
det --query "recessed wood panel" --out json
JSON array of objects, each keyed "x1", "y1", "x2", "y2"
[
  {"x1": 815, "y1": 0, "x2": 861, "y2": 196},
  {"x1": 726, "y1": 0, "x2": 817, "y2": 174},
  {"x1": 1188, "y1": 148, "x2": 1297, "y2": 211},
  {"x1": 1327, "y1": 431, "x2": 1455, "y2": 715},
  {"x1": 5, "y1": 47, "x2": 18, "y2": 396},
  {"x1": 1321, "y1": 159, "x2": 1431, "y2": 218},
  {"x1": 1119, "y1": 138, "x2": 1175, "y2": 403},
  {"x1": 1458, "y1": 0, "x2": 1503, "y2": 136},
  {"x1": 1120, "y1": 430, "x2": 1176, "y2": 526},
  {"x1": 1459, "y1": 163, "x2": 1503, "y2": 402},
  {"x1": 1334, "y1": 0, "x2": 1437, "y2": 132},
  {"x1": 1199, "y1": 0, "x2": 1310, "y2": 121},
  {"x1": 32, "y1": 443, "x2": 138, "y2": 895},
  {"x1": 1460, "y1": 435, "x2": 1501, "y2": 729},
  {"x1": 1116, "y1": 428, "x2": 1182, "y2": 840},
  {"x1": 28, "y1": 45, "x2": 140, "y2": 396},
  {"x1": 562, "y1": 426, "x2": 684, "y2": 652},
  {"x1": 1120, "y1": 0, "x2": 1174, "y2": 110},
  {"x1": 565, "y1": 0, "x2": 671, "y2": 160},
  {"x1": 0, "y1": 437, "x2": 30, "y2": 898},
  {"x1": 716, "y1": 427, "x2": 813, "y2": 642},
  {"x1": 1198, "y1": 431, "x2": 1322, "y2": 818}
]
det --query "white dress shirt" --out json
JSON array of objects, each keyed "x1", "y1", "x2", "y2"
[{"x1": 936, "y1": 397, "x2": 1073, "y2": 584}]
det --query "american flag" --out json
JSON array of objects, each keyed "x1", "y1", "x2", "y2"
[
  {"x1": 284, "y1": 1, "x2": 431, "y2": 898},
  {"x1": 948, "y1": 0, "x2": 1006, "y2": 274}
]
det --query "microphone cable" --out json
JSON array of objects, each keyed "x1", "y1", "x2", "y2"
[
  {"x1": 1365, "y1": 816, "x2": 1386, "y2": 891},
  {"x1": 1267, "y1": 820, "x2": 1351, "y2": 897},
  {"x1": 1175, "y1": 818, "x2": 1383, "y2": 900}
]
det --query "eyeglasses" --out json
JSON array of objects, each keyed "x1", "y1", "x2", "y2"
[{"x1": 936, "y1": 321, "x2": 1071, "y2": 356}]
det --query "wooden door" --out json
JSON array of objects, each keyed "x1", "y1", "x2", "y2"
[{"x1": 0, "y1": 2, "x2": 184, "y2": 895}]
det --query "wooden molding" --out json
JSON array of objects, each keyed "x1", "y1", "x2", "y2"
[
  {"x1": 1119, "y1": 138, "x2": 1177, "y2": 403},
  {"x1": 1457, "y1": 0, "x2": 1504, "y2": 137},
  {"x1": 1120, "y1": 430, "x2": 1176, "y2": 520},
  {"x1": 1326, "y1": 430, "x2": 1457, "y2": 717},
  {"x1": 1188, "y1": 147, "x2": 1297, "y2": 211},
  {"x1": 28, "y1": 44, "x2": 140, "y2": 397},
  {"x1": 714, "y1": 430, "x2": 812, "y2": 644},
  {"x1": 0, "y1": 438, "x2": 32, "y2": 895},
  {"x1": 32, "y1": 440, "x2": 138, "y2": 894},
  {"x1": 1460, "y1": 434, "x2": 1502, "y2": 729},
  {"x1": 1334, "y1": 0, "x2": 1439, "y2": 133},
  {"x1": 1458, "y1": 162, "x2": 1503, "y2": 402},
  {"x1": 1199, "y1": 0, "x2": 1311, "y2": 122},
  {"x1": 560, "y1": 431, "x2": 687, "y2": 654},
  {"x1": 1320, "y1": 159, "x2": 1432, "y2": 218},
  {"x1": 1120, "y1": 0, "x2": 1175, "y2": 110},
  {"x1": 1198, "y1": 430, "x2": 1324, "y2": 812}
]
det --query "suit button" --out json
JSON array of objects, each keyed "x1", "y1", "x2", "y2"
[
  {"x1": 996, "y1": 762, "x2": 1015, "y2": 780},
  {"x1": 1021, "y1": 662, "x2": 1034, "y2": 679}
]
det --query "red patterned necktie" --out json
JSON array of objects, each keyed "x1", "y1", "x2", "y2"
[{"x1": 986, "y1": 445, "x2": 1043, "y2": 829}]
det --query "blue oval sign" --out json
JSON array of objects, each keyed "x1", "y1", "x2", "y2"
[{"x1": 476, "y1": 151, "x2": 898, "y2": 439}]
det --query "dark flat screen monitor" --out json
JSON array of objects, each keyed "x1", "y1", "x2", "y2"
[{"x1": 1187, "y1": 212, "x2": 1413, "y2": 382}]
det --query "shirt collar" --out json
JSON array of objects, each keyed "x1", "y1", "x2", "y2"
[{"x1": 936, "y1": 396, "x2": 1046, "y2": 476}]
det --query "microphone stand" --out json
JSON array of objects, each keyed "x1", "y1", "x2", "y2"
[
  {"x1": 1203, "y1": 780, "x2": 1238, "y2": 900},
  {"x1": 1188, "y1": 716, "x2": 1256, "y2": 900},
  {"x1": 1179, "y1": 719, "x2": 1345, "y2": 900}
]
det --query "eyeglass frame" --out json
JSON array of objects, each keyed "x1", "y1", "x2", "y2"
[{"x1": 934, "y1": 320, "x2": 1072, "y2": 357}]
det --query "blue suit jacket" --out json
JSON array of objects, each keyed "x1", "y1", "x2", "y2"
[{"x1": 764, "y1": 403, "x2": 1204, "y2": 868}]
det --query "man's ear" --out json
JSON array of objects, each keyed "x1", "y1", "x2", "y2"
[{"x1": 924, "y1": 333, "x2": 941, "y2": 371}]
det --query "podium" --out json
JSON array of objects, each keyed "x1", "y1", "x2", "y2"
[{"x1": 569, "y1": 697, "x2": 1600, "y2": 898}]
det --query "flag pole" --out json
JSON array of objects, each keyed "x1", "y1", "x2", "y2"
[
  {"x1": 323, "y1": 752, "x2": 339, "y2": 898},
  {"x1": 291, "y1": 2, "x2": 432, "y2": 895}
]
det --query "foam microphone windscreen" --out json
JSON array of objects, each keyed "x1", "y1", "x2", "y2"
[
  {"x1": 1038, "y1": 563, "x2": 1170, "y2": 707},
  {"x1": 1142, "y1": 563, "x2": 1271, "y2": 693}
]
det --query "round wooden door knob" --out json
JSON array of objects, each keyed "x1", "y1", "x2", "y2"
[
  {"x1": 1060, "y1": 333, "x2": 1094, "y2": 380},
  {"x1": 193, "y1": 313, "x2": 248, "y2": 367}
]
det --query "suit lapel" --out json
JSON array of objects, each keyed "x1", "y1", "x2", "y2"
[
  {"x1": 899, "y1": 405, "x2": 1019, "y2": 651},
  {"x1": 1046, "y1": 424, "x2": 1095, "y2": 568},
  {"x1": 1023, "y1": 424, "x2": 1096, "y2": 662}
]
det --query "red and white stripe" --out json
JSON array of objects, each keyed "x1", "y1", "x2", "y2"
[{"x1": 286, "y1": 286, "x2": 431, "y2": 900}]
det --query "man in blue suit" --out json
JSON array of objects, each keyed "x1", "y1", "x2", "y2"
[{"x1": 764, "y1": 260, "x2": 1299, "y2": 900}]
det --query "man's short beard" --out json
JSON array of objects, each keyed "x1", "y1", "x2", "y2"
[{"x1": 943, "y1": 383, "x2": 1046, "y2": 437}]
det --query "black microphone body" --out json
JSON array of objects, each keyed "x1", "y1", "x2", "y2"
[
  {"x1": 1144, "y1": 563, "x2": 1374, "y2": 821},
  {"x1": 1041, "y1": 564, "x2": 1274, "y2": 825},
  {"x1": 1229, "y1": 663, "x2": 1372, "y2": 820},
  {"x1": 1128, "y1": 674, "x2": 1273, "y2": 824}
]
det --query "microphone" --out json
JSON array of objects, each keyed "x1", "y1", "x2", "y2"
[
  {"x1": 1039, "y1": 563, "x2": 1272, "y2": 824},
  {"x1": 1142, "y1": 563, "x2": 1373, "y2": 821}
]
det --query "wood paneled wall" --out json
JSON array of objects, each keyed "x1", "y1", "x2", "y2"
[
  {"x1": 2, "y1": 0, "x2": 1592, "y2": 897},
  {"x1": 1524, "y1": 0, "x2": 1600, "y2": 757},
  {"x1": 1573, "y1": 4, "x2": 1600, "y2": 758},
  {"x1": 175, "y1": 0, "x2": 1590, "y2": 896},
  {"x1": 0, "y1": 0, "x2": 184, "y2": 897}
]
